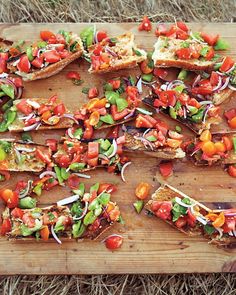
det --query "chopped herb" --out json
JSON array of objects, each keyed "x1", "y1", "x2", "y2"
[
  {"x1": 204, "y1": 224, "x2": 215, "y2": 235},
  {"x1": 175, "y1": 125, "x2": 182, "y2": 133},
  {"x1": 132, "y1": 48, "x2": 142, "y2": 56},
  {"x1": 133, "y1": 200, "x2": 144, "y2": 214},
  {"x1": 73, "y1": 79, "x2": 84, "y2": 86},
  {"x1": 21, "y1": 132, "x2": 32, "y2": 143},
  {"x1": 109, "y1": 37, "x2": 118, "y2": 44},
  {"x1": 181, "y1": 41, "x2": 190, "y2": 48},
  {"x1": 146, "y1": 135, "x2": 157, "y2": 142},
  {"x1": 82, "y1": 87, "x2": 89, "y2": 94}
]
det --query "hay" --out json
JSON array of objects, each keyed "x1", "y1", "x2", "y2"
[{"x1": 0, "y1": 0, "x2": 236, "y2": 293}]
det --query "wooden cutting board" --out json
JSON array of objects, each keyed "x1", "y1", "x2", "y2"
[{"x1": 0, "y1": 23, "x2": 236, "y2": 275}]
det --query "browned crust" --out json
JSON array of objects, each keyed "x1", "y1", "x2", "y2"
[
  {"x1": 155, "y1": 59, "x2": 215, "y2": 72},
  {"x1": 145, "y1": 185, "x2": 236, "y2": 249},
  {"x1": 21, "y1": 50, "x2": 83, "y2": 81},
  {"x1": 212, "y1": 88, "x2": 235, "y2": 105}
]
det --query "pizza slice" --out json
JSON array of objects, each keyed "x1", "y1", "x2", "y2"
[
  {"x1": 6, "y1": 30, "x2": 84, "y2": 81},
  {"x1": 0, "y1": 95, "x2": 75, "y2": 132},
  {"x1": 145, "y1": 184, "x2": 236, "y2": 248},
  {"x1": 88, "y1": 32, "x2": 147, "y2": 73}
]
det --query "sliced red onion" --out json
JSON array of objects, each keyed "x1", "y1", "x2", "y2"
[
  {"x1": 136, "y1": 76, "x2": 142, "y2": 94},
  {"x1": 101, "y1": 234, "x2": 123, "y2": 244},
  {"x1": 160, "y1": 84, "x2": 168, "y2": 91},
  {"x1": 223, "y1": 212, "x2": 236, "y2": 217},
  {"x1": 192, "y1": 75, "x2": 201, "y2": 87},
  {"x1": 94, "y1": 31, "x2": 99, "y2": 44},
  {"x1": 190, "y1": 207, "x2": 208, "y2": 225},
  {"x1": 228, "y1": 231, "x2": 234, "y2": 237},
  {"x1": 175, "y1": 197, "x2": 193, "y2": 207},
  {"x1": 73, "y1": 201, "x2": 88, "y2": 221},
  {"x1": 190, "y1": 147, "x2": 201, "y2": 157},
  {"x1": 167, "y1": 80, "x2": 185, "y2": 90},
  {"x1": 62, "y1": 114, "x2": 79, "y2": 125},
  {"x1": 39, "y1": 171, "x2": 57, "y2": 179},
  {"x1": 35, "y1": 122, "x2": 42, "y2": 130},
  {"x1": 136, "y1": 107, "x2": 152, "y2": 116},
  {"x1": 217, "y1": 76, "x2": 230, "y2": 91},
  {"x1": 26, "y1": 100, "x2": 40, "y2": 109},
  {"x1": 202, "y1": 105, "x2": 213, "y2": 124},
  {"x1": 182, "y1": 106, "x2": 187, "y2": 119},
  {"x1": 233, "y1": 230, "x2": 236, "y2": 237},
  {"x1": 12, "y1": 59, "x2": 21, "y2": 67},
  {"x1": 15, "y1": 146, "x2": 36, "y2": 153},
  {"x1": 124, "y1": 110, "x2": 135, "y2": 120},
  {"x1": 225, "y1": 64, "x2": 235, "y2": 74},
  {"x1": 98, "y1": 154, "x2": 109, "y2": 161},
  {"x1": 190, "y1": 31, "x2": 207, "y2": 45},
  {"x1": 0, "y1": 73, "x2": 8, "y2": 78},
  {"x1": 142, "y1": 80, "x2": 158, "y2": 86},
  {"x1": 134, "y1": 135, "x2": 154, "y2": 150},
  {"x1": 228, "y1": 83, "x2": 236, "y2": 91},
  {"x1": 142, "y1": 128, "x2": 151, "y2": 137},
  {"x1": 105, "y1": 46, "x2": 117, "y2": 57},
  {"x1": 199, "y1": 100, "x2": 214, "y2": 105},
  {"x1": 19, "y1": 113, "x2": 35, "y2": 121},
  {"x1": 121, "y1": 124, "x2": 127, "y2": 132},
  {"x1": 212, "y1": 75, "x2": 222, "y2": 92},
  {"x1": 73, "y1": 173, "x2": 91, "y2": 179},
  {"x1": 215, "y1": 227, "x2": 223, "y2": 239},
  {"x1": 23, "y1": 122, "x2": 41, "y2": 131},
  {"x1": 15, "y1": 86, "x2": 23, "y2": 99},
  {"x1": 57, "y1": 194, "x2": 80, "y2": 206},
  {"x1": 108, "y1": 139, "x2": 118, "y2": 158},
  {"x1": 121, "y1": 161, "x2": 132, "y2": 182},
  {"x1": 14, "y1": 148, "x2": 22, "y2": 163},
  {"x1": 196, "y1": 94, "x2": 204, "y2": 100},
  {"x1": 67, "y1": 128, "x2": 75, "y2": 139},
  {"x1": 51, "y1": 225, "x2": 62, "y2": 244},
  {"x1": 19, "y1": 180, "x2": 33, "y2": 198}
]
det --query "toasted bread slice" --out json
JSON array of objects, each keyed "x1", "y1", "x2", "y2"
[
  {"x1": 152, "y1": 36, "x2": 216, "y2": 72},
  {"x1": 0, "y1": 139, "x2": 49, "y2": 172},
  {"x1": 88, "y1": 32, "x2": 146, "y2": 74},
  {"x1": 142, "y1": 96, "x2": 222, "y2": 134},
  {"x1": 123, "y1": 126, "x2": 185, "y2": 159},
  {"x1": 7, "y1": 97, "x2": 74, "y2": 132},
  {"x1": 7, "y1": 34, "x2": 84, "y2": 81},
  {"x1": 212, "y1": 88, "x2": 235, "y2": 105},
  {"x1": 145, "y1": 184, "x2": 236, "y2": 248}
]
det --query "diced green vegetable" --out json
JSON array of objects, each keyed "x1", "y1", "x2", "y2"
[
  {"x1": 146, "y1": 135, "x2": 157, "y2": 142},
  {"x1": 80, "y1": 26, "x2": 94, "y2": 48},
  {"x1": 214, "y1": 38, "x2": 230, "y2": 51},
  {"x1": 174, "y1": 101, "x2": 182, "y2": 111},
  {"x1": 191, "y1": 32, "x2": 204, "y2": 42},
  {"x1": 175, "y1": 125, "x2": 182, "y2": 133},
  {"x1": 133, "y1": 200, "x2": 144, "y2": 214},
  {"x1": 82, "y1": 87, "x2": 89, "y2": 94},
  {"x1": 72, "y1": 221, "x2": 86, "y2": 238},
  {"x1": 1, "y1": 84, "x2": 14, "y2": 99},
  {"x1": 37, "y1": 41, "x2": 47, "y2": 48},
  {"x1": 188, "y1": 106, "x2": 198, "y2": 115},
  {"x1": 103, "y1": 82, "x2": 113, "y2": 91},
  {"x1": 116, "y1": 97, "x2": 128, "y2": 112},
  {"x1": 174, "y1": 84, "x2": 185, "y2": 93},
  {"x1": 71, "y1": 201, "x2": 83, "y2": 217},
  {"x1": 73, "y1": 128, "x2": 83, "y2": 139},
  {"x1": 233, "y1": 137, "x2": 236, "y2": 154},
  {"x1": 128, "y1": 76, "x2": 135, "y2": 86},
  {"x1": 72, "y1": 183, "x2": 85, "y2": 197},
  {"x1": 103, "y1": 144, "x2": 114, "y2": 157},
  {"x1": 2, "y1": 100, "x2": 13, "y2": 112},
  {"x1": 0, "y1": 146, "x2": 6, "y2": 161},
  {"x1": 191, "y1": 108, "x2": 204, "y2": 123},
  {"x1": 90, "y1": 182, "x2": 100, "y2": 193},
  {"x1": 100, "y1": 139, "x2": 111, "y2": 150},
  {"x1": 214, "y1": 62, "x2": 222, "y2": 71},
  {"x1": 19, "y1": 196, "x2": 37, "y2": 209},
  {"x1": 58, "y1": 30, "x2": 71, "y2": 44},
  {"x1": 181, "y1": 41, "x2": 190, "y2": 48},
  {"x1": 200, "y1": 46, "x2": 209, "y2": 57},
  {"x1": 94, "y1": 207, "x2": 102, "y2": 216},
  {"x1": 21, "y1": 219, "x2": 43, "y2": 236},
  {"x1": 204, "y1": 224, "x2": 215, "y2": 235},
  {"x1": 132, "y1": 48, "x2": 142, "y2": 56},
  {"x1": 169, "y1": 107, "x2": 177, "y2": 119},
  {"x1": 0, "y1": 140, "x2": 12, "y2": 153},
  {"x1": 83, "y1": 211, "x2": 97, "y2": 226},
  {"x1": 26, "y1": 47, "x2": 34, "y2": 61},
  {"x1": 100, "y1": 114, "x2": 115, "y2": 125},
  {"x1": 54, "y1": 166, "x2": 64, "y2": 185},
  {"x1": 171, "y1": 201, "x2": 188, "y2": 222},
  {"x1": 88, "y1": 199, "x2": 100, "y2": 210},
  {"x1": 105, "y1": 91, "x2": 120, "y2": 105},
  {"x1": 69, "y1": 162, "x2": 86, "y2": 171},
  {"x1": 178, "y1": 69, "x2": 188, "y2": 80},
  {"x1": 21, "y1": 132, "x2": 32, "y2": 142},
  {"x1": 33, "y1": 183, "x2": 43, "y2": 196},
  {"x1": 54, "y1": 216, "x2": 66, "y2": 233},
  {"x1": 98, "y1": 192, "x2": 110, "y2": 205},
  {"x1": 61, "y1": 168, "x2": 70, "y2": 180},
  {"x1": 118, "y1": 215, "x2": 125, "y2": 224},
  {"x1": 142, "y1": 74, "x2": 153, "y2": 82}
]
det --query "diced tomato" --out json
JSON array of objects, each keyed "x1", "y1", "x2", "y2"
[
  {"x1": 17, "y1": 54, "x2": 31, "y2": 73},
  {"x1": 201, "y1": 141, "x2": 217, "y2": 156},
  {"x1": 188, "y1": 98, "x2": 201, "y2": 109},
  {"x1": 140, "y1": 60, "x2": 153, "y2": 74},
  {"x1": 16, "y1": 99, "x2": 33, "y2": 115},
  {"x1": 155, "y1": 24, "x2": 168, "y2": 36},
  {"x1": 191, "y1": 80, "x2": 213, "y2": 95},
  {"x1": 187, "y1": 209, "x2": 197, "y2": 227},
  {"x1": 15, "y1": 180, "x2": 27, "y2": 194},
  {"x1": 153, "y1": 68, "x2": 168, "y2": 80},
  {"x1": 111, "y1": 105, "x2": 129, "y2": 121},
  {"x1": 176, "y1": 21, "x2": 189, "y2": 32},
  {"x1": 31, "y1": 57, "x2": 43, "y2": 68},
  {"x1": 228, "y1": 165, "x2": 236, "y2": 178},
  {"x1": 83, "y1": 120, "x2": 94, "y2": 140},
  {"x1": 87, "y1": 157, "x2": 98, "y2": 167},
  {"x1": 228, "y1": 117, "x2": 236, "y2": 129},
  {"x1": 55, "y1": 33, "x2": 65, "y2": 44},
  {"x1": 222, "y1": 217, "x2": 235, "y2": 233},
  {"x1": 35, "y1": 148, "x2": 52, "y2": 164},
  {"x1": 205, "y1": 47, "x2": 215, "y2": 60},
  {"x1": 138, "y1": 16, "x2": 152, "y2": 32},
  {"x1": 176, "y1": 30, "x2": 189, "y2": 40},
  {"x1": 135, "y1": 114, "x2": 153, "y2": 128},
  {"x1": 88, "y1": 111, "x2": 100, "y2": 126},
  {"x1": 224, "y1": 108, "x2": 236, "y2": 121},
  {"x1": 43, "y1": 178, "x2": 58, "y2": 190},
  {"x1": 40, "y1": 30, "x2": 56, "y2": 41},
  {"x1": 88, "y1": 87, "x2": 99, "y2": 99},
  {"x1": 11, "y1": 207, "x2": 24, "y2": 219},
  {"x1": 107, "y1": 165, "x2": 116, "y2": 173},
  {"x1": 175, "y1": 48, "x2": 191, "y2": 59},
  {"x1": 98, "y1": 183, "x2": 117, "y2": 194},
  {"x1": 159, "y1": 90, "x2": 176, "y2": 107},
  {"x1": 189, "y1": 43, "x2": 201, "y2": 59},
  {"x1": 175, "y1": 216, "x2": 187, "y2": 228},
  {"x1": 155, "y1": 119, "x2": 169, "y2": 136},
  {"x1": 53, "y1": 103, "x2": 66, "y2": 116},
  {"x1": 54, "y1": 44, "x2": 65, "y2": 52},
  {"x1": 215, "y1": 141, "x2": 226, "y2": 153},
  {"x1": 168, "y1": 130, "x2": 183, "y2": 140},
  {"x1": 0, "y1": 189, "x2": 19, "y2": 208},
  {"x1": 0, "y1": 218, "x2": 11, "y2": 236},
  {"x1": 96, "y1": 31, "x2": 108, "y2": 42},
  {"x1": 104, "y1": 235, "x2": 123, "y2": 250},
  {"x1": 159, "y1": 161, "x2": 173, "y2": 178},
  {"x1": 155, "y1": 201, "x2": 172, "y2": 220},
  {"x1": 222, "y1": 136, "x2": 233, "y2": 151},
  {"x1": 43, "y1": 50, "x2": 61, "y2": 63},
  {"x1": 10, "y1": 77, "x2": 23, "y2": 88},
  {"x1": 167, "y1": 138, "x2": 182, "y2": 148},
  {"x1": 178, "y1": 93, "x2": 190, "y2": 105},
  {"x1": 210, "y1": 72, "x2": 219, "y2": 86},
  {"x1": 108, "y1": 79, "x2": 121, "y2": 90},
  {"x1": 135, "y1": 182, "x2": 151, "y2": 200},
  {"x1": 0, "y1": 52, "x2": 9, "y2": 61},
  {"x1": 67, "y1": 174, "x2": 80, "y2": 189},
  {"x1": 58, "y1": 49, "x2": 71, "y2": 59},
  {"x1": 40, "y1": 226, "x2": 50, "y2": 241},
  {"x1": 43, "y1": 211, "x2": 58, "y2": 225},
  {"x1": 208, "y1": 106, "x2": 220, "y2": 117},
  {"x1": 106, "y1": 126, "x2": 119, "y2": 139},
  {"x1": 0, "y1": 57, "x2": 7, "y2": 74},
  {"x1": 46, "y1": 139, "x2": 58, "y2": 152},
  {"x1": 88, "y1": 142, "x2": 99, "y2": 159},
  {"x1": 150, "y1": 201, "x2": 162, "y2": 212},
  {"x1": 220, "y1": 56, "x2": 234, "y2": 73},
  {"x1": 200, "y1": 32, "x2": 219, "y2": 46},
  {"x1": 66, "y1": 71, "x2": 81, "y2": 80},
  {"x1": 200, "y1": 130, "x2": 212, "y2": 142},
  {"x1": 126, "y1": 86, "x2": 140, "y2": 107},
  {"x1": 93, "y1": 44, "x2": 103, "y2": 56}
]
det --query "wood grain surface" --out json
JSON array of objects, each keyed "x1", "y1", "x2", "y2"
[{"x1": 0, "y1": 23, "x2": 236, "y2": 274}]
